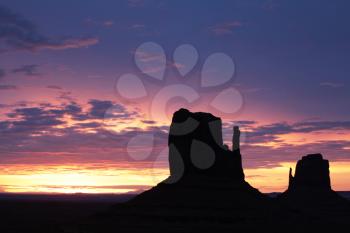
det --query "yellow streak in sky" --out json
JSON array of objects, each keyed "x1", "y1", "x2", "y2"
[
  {"x1": 0, "y1": 161, "x2": 349, "y2": 194},
  {"x1": 0, "y1": 164, "x2": 169, "y2": 194}
]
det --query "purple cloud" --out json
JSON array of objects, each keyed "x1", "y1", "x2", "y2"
[
  {"x1": 89, "y1": 99, "x2": 138, "y2": 120},
  {"x1": 0, "y1": 69, "x2": 5, "y2": 79},
  {"x1": 128, "y1": 0, "x2": 145, "y2": 7},
  {"x1": 12, "y1": 64, "x2": 41, "y2": 76},
  {"x1": 0, "y1": 84, "x2": 17, "y2": 90},
  {"x1": 0, "y1": 6, "x2": 99, "y2": 53},
  {"x1": 209, "y1": 21, "x2": 242, "y2": 35},
  {"x1": 320, "y1": 82, "x2": 344, "y2": 88},
  {"x1": 84, "y1": 18, "x2": 114, "y2": 28},
  {"x1": 0, "y1": 98, "x2": 168, "y2": 164},
  {"x1": 242, "y1": 140, "x2": 350, "y2": 169},
  {"x1": 46, "y1": 85, "x2": 63, "y2": 90},
  {"x1": 88, "y1": 99, "x2": 114, "y2": 119}
]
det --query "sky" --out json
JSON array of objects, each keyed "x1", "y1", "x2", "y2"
[{"x1": 0, "y1": 0, "x2": 350, "y2": 194}]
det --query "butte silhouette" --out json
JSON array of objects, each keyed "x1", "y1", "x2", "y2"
[
  {"x1": 78, "y1": 109, "x2": 350, "y2": 233},
  {"x1": 279, "y1": 153, "x2": 347, "y2": 207}
]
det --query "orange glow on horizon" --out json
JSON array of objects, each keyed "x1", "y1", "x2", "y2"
[
  {"x1": 0, "y1": 163, "x2": 169, "y2": 194},
  {"x1": 1, "y1": 161, "x2": 349, "y2": 194}
]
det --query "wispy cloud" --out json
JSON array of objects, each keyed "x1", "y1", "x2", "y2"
[
  {"x1": 128, "y1": 24, "x2": 159, "y2": 36},
  {"x1": 262, "y1": 0, "x2": 280, "y2": 11},
  {"x1": 320, "y1": 82, "x2": 344, "y2": 88},
  {"x1": 34, "y1": 37, "x2": 99, "y2": 51},
  {"x1": 242, "y1": 140, "x2": 350, "y2": 169},
  {"x1": 103, "y1": 20, "x2": 114, "y2": 27},
  {"x1": 0, "y1": 84, "x2": 17, "y2": 90},
  {"x1": 46, "y1": 85, "x2": 63, "y2": 90},
  {"x1": 0, "y1": 6, "x2": 99, "y2": 53},
  {"x1": 84, "y1": 18, "x2": 114, "y2": 28},
  {"x1": 209, "y1": 21, "x2": 242, "y2": 36},
  {"x1": 88, "y1": 99, "x2": 134, "y2": 120},
  {"x1": 56, "y1": 91, "x2": 76, "y2": 103},
  {"x1": 131, "y1": 24, "x2": 146, "y2": 29},
  {"x1": 244, "y1": 120, "x2": 350, "y2": 144},
  {"x1": 12, "y1": 64, "x2": 41, "y2": 76},
  {"x1": 0, "y1": 69, "x2": 5, "y2": 80},
  {"x1": 128, "y1": 0, "x2": 145, "y2": 7}
]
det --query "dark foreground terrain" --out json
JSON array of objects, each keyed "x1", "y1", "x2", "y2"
[
  {"x1": 0, "y1": 193, "x2": 134, "y2": 233},
  {"x1": 0, "y1": 192, "x2": 349, "y2": 233}
]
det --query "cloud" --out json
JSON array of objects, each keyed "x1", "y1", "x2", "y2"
[
  {"x1": 0, "y1": 99, "x2": 153, "y2": 144},
  {"x1": 243, "y1": 120, "x2": 350, "y2": 145},
  {"x1": 128, "y1": 0, "x2": 145, "y2": 7},
  {"x1": 87, "y1": 74, "x2": 103, "y2": 79},
  {"x1": 84, "y1": 18, "x2": 114, "y2": 28},
  {"x1": 0, "y1": 102, "x2": 27, "y2": 109},
  {"x1": 242, "y1": 139, "x2": 350, "y2": 169},
  {"x1": 142, "y1": 120, "x2": 156, "y2": 125},
  {"x1": 320, "y1": 82, "x2": 344, "y2": 88},
  {"x1": 8, "y1": 107, "x2": 64, "y2": 128},
  {"x1": 0, "y1": 6, "x2": 99, "y2": 53},
  {"x1": 88, "y1": 99, "x2": 138, "y2": 120},
  {"x1": 0, "y1": 84, "x2": 17, "y2": 90},
  {"x1": 209, "y1": 21, "x2": 242, "y2": 36},
  {"x1": 131, "y1": 24, "x2": 146, "y2": 29},
  {"x1": 0, "y1": 69, "x2": 5, "y2": 79},
  {"x1": 103, "y1": 20, "x2": 114, "y2": 27},
  {"x1": 46, "y1": 85, "x2": 63, "y2": 90},
  {"x1": 0, "y1": 98, "x2": 155, "y2": 160},
  {"x1": 293, "y1": 121, "x2": 350, "y2": 132},
  {"x1": 247, "y1": 122, "x2": 292, "y2": 137},
  {"x1": 12, "y1": 64, "x2": 40, "y2": 76},
  {"x1": 33, "y1": 37, "x2": 99, "y2": 51},
  {"x1": 88, "y1": 99, "x2": 114, "y2": 119},
  {"x1": 0, "y1": 96, "x2": 349, "y2": 169},
  {"x1": 128, "y1": 24, "x2": 159, "y2": 36},
  {"x1": 0, "y1": 101, "x2": 133, "y2": 162},
  {"x1": 234, "y1": 120, "x2": 257, "y2": 126},
  {"x1": 262, "y1": 0, "x2": 280, "y2": 11},
  {"x1": 57, "y1": 91, "x2": 76, "y2": 102}
]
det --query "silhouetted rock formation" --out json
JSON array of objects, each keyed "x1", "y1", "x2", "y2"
[
  {"x1": 288, "y1": 154, "x2": 331, "y2": 191},
  {"x1": 78, "y1": 109, "x2": 269, "y2": 232},
  {"x1": 167, "y1": 108, "x2": 244, "y2": 183},
  {"x1": 281, "y1": 153, "x2": 347, "y2": 207},
  {"x1": 133, "y1": 109, "x2": 263, "y2": 205}
]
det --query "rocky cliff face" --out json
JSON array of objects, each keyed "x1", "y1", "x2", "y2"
[
  {"x1": 281, "y1": 153, "x2": 346, "y2": 206},
  {"x1": 288, "y1": 153, "x2": 331, "y2": 191},
  {"x1": 167, "y1": 108, "x2": 244, "y2": 183},
  {"x1": 123, "y1": 109, "x2": 266, "y2": 225}
]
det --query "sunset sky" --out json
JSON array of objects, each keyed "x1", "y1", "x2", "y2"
[{"x1": 0, "y1": 0, "x2": 350, "y2": 194}]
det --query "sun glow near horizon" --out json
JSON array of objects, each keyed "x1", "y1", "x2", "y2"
[
  {"x1": 0, "y1": 163, "x2": 168, "y2": 194},
  {"x1": 1, "y1": 160, "x2": 350, "y2": 194}
]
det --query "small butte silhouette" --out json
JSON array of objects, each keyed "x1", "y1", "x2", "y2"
[{"x1": 76, "y1": 109, "x2": 350, "y2": 233}]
